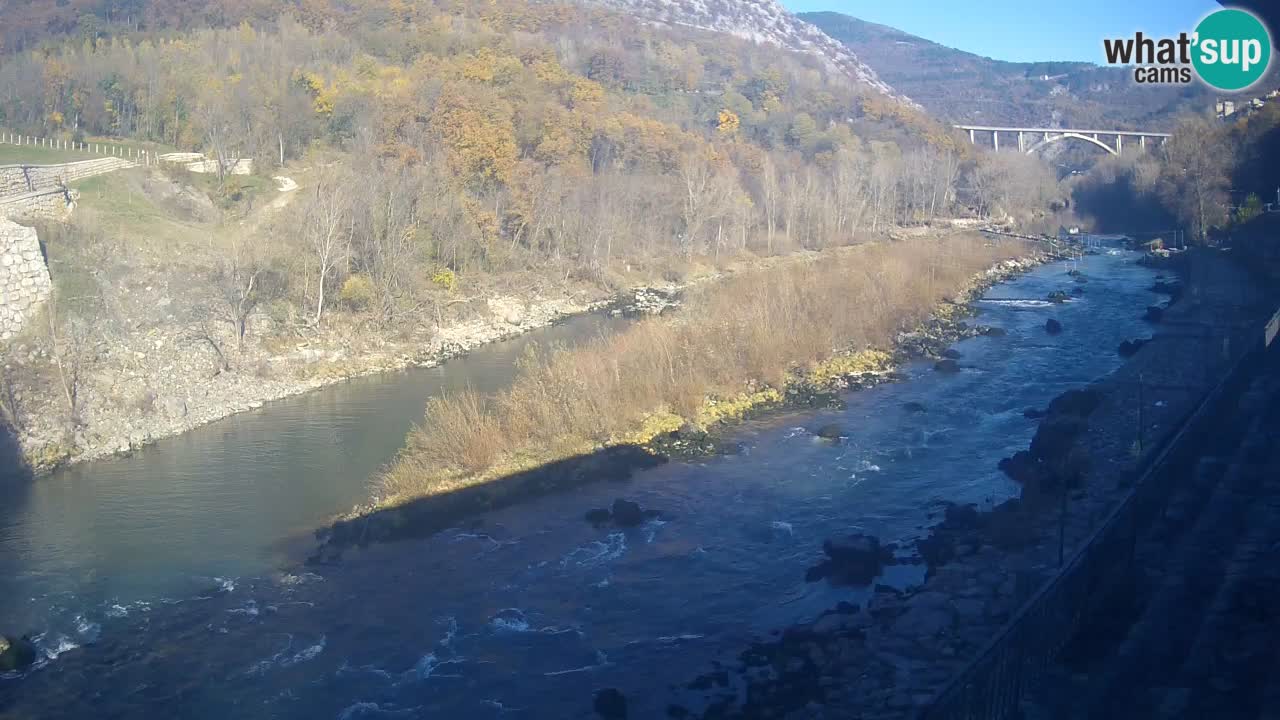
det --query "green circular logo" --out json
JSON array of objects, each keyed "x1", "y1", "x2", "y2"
[{"x1": 1192, "y1": 9, "x2": 1272, "y2": 91}]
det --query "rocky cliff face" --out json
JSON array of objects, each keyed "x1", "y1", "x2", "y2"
[{"x1": 587, "y1": 0, "x2": 911, "y2": 103}]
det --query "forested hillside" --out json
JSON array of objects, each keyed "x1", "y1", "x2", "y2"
[
  {"x1": 0, "y1": 0, "x2": 1064, "y2": 301},
  {"x1": 0, "y1": 0, "x2": 1066, "y2": 468}
]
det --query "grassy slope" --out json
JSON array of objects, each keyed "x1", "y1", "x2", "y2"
[{"x1": 0, "y1": 144, "x2": 99, "y2": 166}]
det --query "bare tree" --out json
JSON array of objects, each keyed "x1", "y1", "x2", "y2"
[
  {"x1": 1159, "y1": 115, "x2": 1232, "y2": 242},
  {"x1": 677, "y1": 149, "x2": 736, "y2": 257},
  {"x1": 299, "y1": 166, "x2": 353, "y2": 327},
  {"x1": 759, "y1": 154, "x2": 781, "y2": 254},
  {"x1": 210, "y1": 236, "x2": 284, "y2": 350}
]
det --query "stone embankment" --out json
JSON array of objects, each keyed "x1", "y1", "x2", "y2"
[
  {"x1": 0, "y1": 219, "x2": 52, "y2": 341},
  {"x1": 0, "y1": 158, "x2": 136, "y2": 196},
  {"x1": 671, "y1": 249, "x2": 1273, "y2": 720}
]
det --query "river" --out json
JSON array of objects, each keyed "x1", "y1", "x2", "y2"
[{"x1": 0, "y1": 245, "x2": 1164, "y2": 719}]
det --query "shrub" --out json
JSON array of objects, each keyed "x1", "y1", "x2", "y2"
[
  {"x1": 339, "y1": 274, "x2": 376, "y2": 310},
  {"x1": 431, "y1": 268, "x2": 458, "y2": 293}
]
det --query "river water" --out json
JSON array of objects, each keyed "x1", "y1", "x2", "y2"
[{"x1": 0, "y1": 247, "x2": 1164, "y2": 719}]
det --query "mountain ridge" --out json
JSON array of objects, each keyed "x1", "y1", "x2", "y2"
[
  {"x1": 588, "y1": 0, "x2": 914, "y2": 103},
  {"x1": 801, "y1": 10, "x2": 1216, "y2": 130}
]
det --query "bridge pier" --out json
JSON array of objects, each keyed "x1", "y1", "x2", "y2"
[
  {"x1": 993, "y1": 130, "x2": 999, "y2": 151},
  {"x1": 1117, "y1": 134, "x2": 1123, "y2": 154},
  {"x1": 1018, "y1": 131, "x2": 1025, "y2": 152}
]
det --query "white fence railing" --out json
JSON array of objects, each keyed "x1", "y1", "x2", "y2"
[{"x1": 0, "y1": 131, "x2": 159, "y2": 166}]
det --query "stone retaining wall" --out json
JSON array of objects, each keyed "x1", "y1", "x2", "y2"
[
  {"x1": 0, "y1": 219, "x2": 52, "y2": 341},
  {"x1": 0, "y1": 188, "x2": 77, "y2": 222},
  {"x1": 0, "y1": 158, "x2": 135, "y2": 196}
]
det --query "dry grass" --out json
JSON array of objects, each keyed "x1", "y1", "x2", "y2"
[{"x1": 379, "y1": 232, "x2": 1028, "y2": 504}]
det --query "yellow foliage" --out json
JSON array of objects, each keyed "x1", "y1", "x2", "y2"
[
  {"x1": 568, "y1": 78, "x2": 605, "y2": 108},
  {"x1": 295, "y1": 70, "x2": 335, "y2": 116},
  {"x1": 533, "y1": 107, "x2": 591, "y2": 166},
  {"x1": 695, "y1": 388, "x2": 783, "y2": 428},
  {"x1": 611, "y1": 410, "x2": 685, "y2": 446},
  {"x1": 716, "y1": 108, "x2": 740, "y2": 135},
  {"x1": 431, "y1": 268, "x2": 458, "y2": 293},
  {"x1": 461, "y1": 47, "x2": 523, "y2": 85},
  {"x1": 433, "y1": 88, "x2": 519, "y2": 184},
  {"x1": 529, "y1": 53, "x2": 572, "y2": 86},
  {"x1": 808, "y1": 350, "x2": 896, "y2": 386}
]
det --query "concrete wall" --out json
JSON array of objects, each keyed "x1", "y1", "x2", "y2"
[
  {"x1": 0, "y1": 219, "x2": 52, "y2": 341},
  {"x1": 0, "y1": 158, "x2": 135, "y2": 196}
]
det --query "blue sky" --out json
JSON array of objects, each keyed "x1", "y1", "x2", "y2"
[{"x1": 782, "y1": 0, "x2": 1224, "y2": 63}]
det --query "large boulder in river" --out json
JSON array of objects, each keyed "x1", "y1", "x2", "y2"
[
  {"x1": 933, "y1": 358, "x2": 961, "y2": 373},
  {"x1": 814, "y1": 423, "x2": 844, "y2": 440},
  {"x1": 0, "y1": 635, "x2": 37, "y2": 672},
  {"x1": 812, "y1": 533, "x2": 894, "y2": 585},
  {"x1": 610, "y1": 499, "x2": 644, "y2": 527},
  {"x1": 593, "y1": 688, "x2": 628, "y2": 719},
  {"x1": 1046, "y1": 388, "x2": 1102, "y2": 418},
  {"x1": 584, "y1": 508, "x2": 612, "y2": 526},
  {"x1": 999, "y1": 450, "x2": 1043, "y2": 485},
  {"x1": 1044, "y1": 318, "x2": 1063, "y2": 335},
  {"x1": 1030, "y1": 415, "x2": 1089, "y2": 463}
]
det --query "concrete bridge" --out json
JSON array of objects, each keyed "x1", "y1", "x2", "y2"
[{"x1": 955, "y1": 125, "x2": 1172, "y2": 156}]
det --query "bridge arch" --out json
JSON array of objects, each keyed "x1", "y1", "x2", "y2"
[{"x1": 1024, "y1": 132, "x2": 1118, "y2": 156}]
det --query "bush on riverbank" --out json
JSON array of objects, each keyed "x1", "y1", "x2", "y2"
[{"x1": 379, "y1": 233, "x2": 1028, "y2": 505}]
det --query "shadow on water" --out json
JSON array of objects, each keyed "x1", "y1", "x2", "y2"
[
  {"x1": 0, "y1": 419, "x2": 33, "y2": 509},
  {"x1": 313, "y1": 444, "x2": 666, "y2": 560}
]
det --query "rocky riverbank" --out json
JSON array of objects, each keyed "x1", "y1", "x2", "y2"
[
  {"x1": 11, "y1": 278, "x2": 695, "y2": 474},
  {"x1": 664, "y1": 249, "x2": 1273, "y2": 719}
]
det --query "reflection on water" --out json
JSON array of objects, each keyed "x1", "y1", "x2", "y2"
[{"x1": 1, "y1": 248, "x2": 1166, "y2": 719}]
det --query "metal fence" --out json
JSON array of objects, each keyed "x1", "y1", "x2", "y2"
[{"x1": 915, "y1": 311, "x2": 1272, "y2": 720}]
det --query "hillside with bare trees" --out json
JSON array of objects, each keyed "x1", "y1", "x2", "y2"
[{"x1": 0, "y1": 0, "x2": 1068, "y2": 469}]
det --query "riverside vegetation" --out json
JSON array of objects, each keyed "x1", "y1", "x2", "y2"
[
  {"x1": 0, "y1": 0, "x2": 1070, "y2": 471},
  {"x1": 377, "y1": 232, "x2": 1033, "y2": 508}
]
